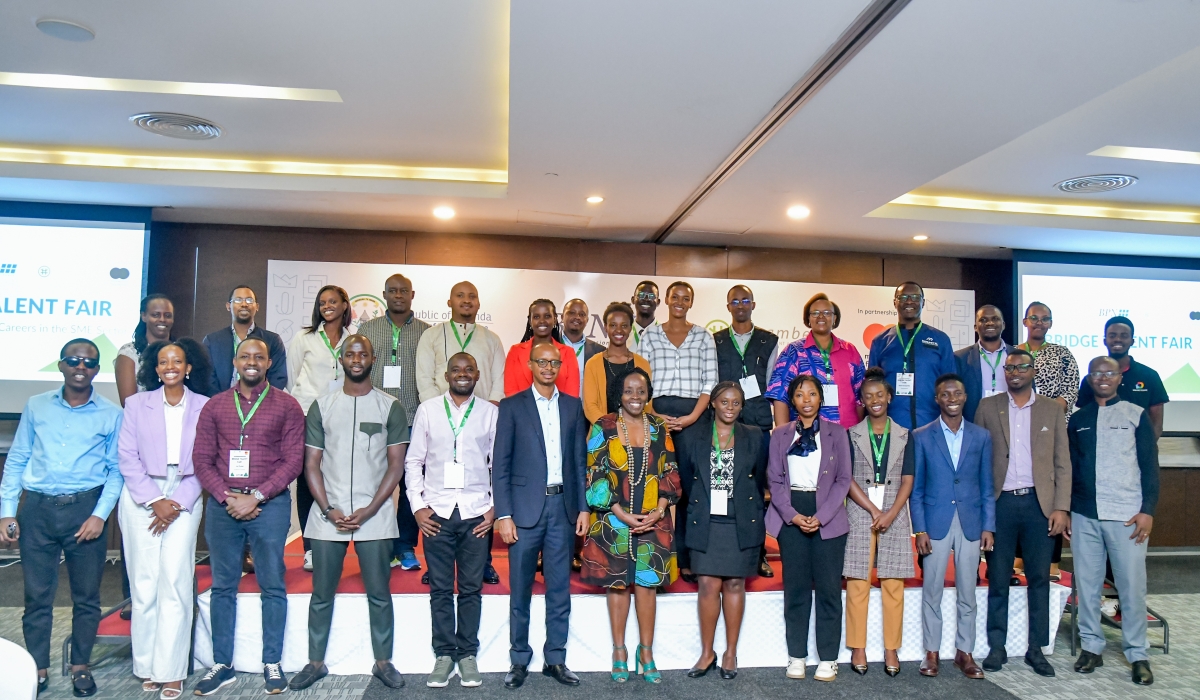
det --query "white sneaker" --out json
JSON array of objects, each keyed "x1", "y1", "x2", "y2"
[
  {"x1": 815, "y1": 660, "x2": 838, "y2": 682},
  {"x1": 303, "y1": 550, "x2": 314, "y2": 572},
  {"x1": 786, "y1": 657, "x2": 806, "y2": 679},
  {"x1": 1100, "y1": 598, "x2": 1119, "y2": 617}
]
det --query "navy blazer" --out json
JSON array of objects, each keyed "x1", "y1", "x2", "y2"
[
  {"x1": 955, "y1": 341, "x2": 1015, "y2": 422},
  {"x1": 910, "y1": 418, "x2": 996, "y2": 541},
  {"x1": 492, "y1": 387, "x2": 589, "y2": 529},
  {"x1": 200, "y1": 325, "x2": 288, "y2": 396}
]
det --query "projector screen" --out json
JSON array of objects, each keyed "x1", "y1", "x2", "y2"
[
  {"x1": 0, "y1": 217, "x2": 148, "y2": 413},
  {"x1": 1017, "y1": 260, "x2": 1200, "y2": 434}
]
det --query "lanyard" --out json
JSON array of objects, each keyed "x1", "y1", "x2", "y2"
[
  {"x1": 631, "y1": 321, "x2": 656, "y2": 346},
  {"x1": 444, "y1": 396, "x2": 476, "y2": 461},
  {"x1": 869, "y1": 419, "x2": 889, "y2": 471},
  {"x1": 391, "y1": 324, "x2": 401, "y2": 358},
  {"x1": 318, "y1": 328, "x2": 341, "y2": 373},
  {"x1": 729, "y1": 330, "x2": 752, "y2": 376},
  {"x1": 897, "y1": 322, "x2": 923, "y2": 372},
  {"x1": 570, "y1": 341, "x2": 585, "y2": 357},
  {"x1": 812, "y1": 334, "x2": 833, "y2": 373},
  {"x1": 234, "y1": 385, "x2": 271, "y2": 448},
  {"x1": 711, "y1": 422, "x2": 733, "y2": 487},
  {"x1": 451, "y1": 322, "x2": 475, "y2": 352},
  {"x1": 1019, "y1": 342, "x2": 1040, "y2": 360},
  {"x1": 981, "y1": 346, "x2": 1004, "y2": 390}
]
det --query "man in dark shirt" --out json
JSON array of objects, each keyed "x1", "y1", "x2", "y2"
[
  {"x1": 1075, "y1": 316, "x2": 1168, "y2": 437},
  {"x1": 201, "y1": 285, "x2": 288, "y2": 395},
  {"x1": 191, "y1": 338, "x2": 305, "y2": 696}
]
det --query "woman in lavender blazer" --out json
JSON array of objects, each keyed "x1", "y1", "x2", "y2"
[
  {"x1": 766, "y1": 374, "x2": 852, "y2": 683},
  {"x1": 117, "y1": 338, "x2": 211, "y2": 699}
]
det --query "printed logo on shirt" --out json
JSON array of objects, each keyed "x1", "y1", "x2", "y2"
[
  {"x1": 1133, "y1": 381, "x2": 1147, "y2": 391},
  {"x1": 1075, "y1": 426, "x2": 1091, "y2": 432},
  {"x1": 921, "y1": 338, "x2": 939, "y2": 348}
]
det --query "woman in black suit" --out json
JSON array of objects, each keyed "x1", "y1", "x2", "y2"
[{"x1": 678, "y1": 381, "x2": 768, "y2": 680}]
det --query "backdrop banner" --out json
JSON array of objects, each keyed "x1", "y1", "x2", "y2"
[{"x1": 266, "y1": 260, "x2": 977, "y2": 358}]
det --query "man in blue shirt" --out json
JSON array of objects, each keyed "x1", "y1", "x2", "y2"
[
  {"x1": 869, "y1": 281, "x2": 958, "y2": 429},
  {"x1": 0, "y1": 338, "x2": 124, "y2": 697}
]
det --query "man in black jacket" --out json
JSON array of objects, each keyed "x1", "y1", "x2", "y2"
[{"x1": 201, "y1": 285, "x2": 288, "y2": 395}]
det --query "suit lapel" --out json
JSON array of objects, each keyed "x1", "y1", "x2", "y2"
[
  {"x1": 934, "y1": 421, "x2": 955, "y2": 472},
  {"x1": 147, "y1": 389, "x2": 168, "y2": 468},
  {"x1": 526, "y1": 390, "x2": 547, "y2": 459},
  {"x1": 997, "y1": 398, "x2": 1011, "y2": 449},
  {"x1": 557, "y1": 392, "x2": 571, "y2": 460}
]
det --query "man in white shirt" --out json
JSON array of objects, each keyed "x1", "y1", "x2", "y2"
[
  {"x1": 627, "y1": 280, "x2": 660, "y2": 356},
  {"x1": 406, "y1": 353, "x2": 499, "y2": 689},
  {"x1": 414, "y1": 281, "x2": 506, "y2": 405}
]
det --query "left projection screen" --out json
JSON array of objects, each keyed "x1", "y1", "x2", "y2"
[{"x1": 0, "y1": 218, "x2": 147, "y2": 413}]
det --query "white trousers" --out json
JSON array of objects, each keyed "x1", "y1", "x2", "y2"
[{"x1": 118, "y1": 476, "x2": 201, "y2": 683}]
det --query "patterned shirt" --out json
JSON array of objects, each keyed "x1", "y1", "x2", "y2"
[
  {"x1": 358, "y1": 312, "x2": 430, "y2": 427},
  {"x1": 640, "y1": 323, "x2": 718, "y2": 399},
  {"x1": 1021, "y1": 341, "x2": 1080, "y2": 414},
  {"x1": 766, "y1": 332, "x2": 865, "y2": 428}
]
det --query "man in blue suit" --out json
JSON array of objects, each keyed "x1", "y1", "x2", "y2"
[
  {"x1": 493, "y1": 343, "x2": 589, "y2": 689},
  {"x1": 200, "y1": 285, "x2": 288, "y2": 395},
  {"x1": 912, "y1": 373, "x2": 995, "y2": 680},
  {"x1": 955, "y1": 305, "x2": 1014, "y2": 422}
]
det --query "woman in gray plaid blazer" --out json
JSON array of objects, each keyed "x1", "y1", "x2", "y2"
[{"x1": 843, "y1": 368, "x2": 915, "y2": 677}]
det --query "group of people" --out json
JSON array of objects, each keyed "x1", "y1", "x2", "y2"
[{"x1": 0, "y1": 275, "x2": 1163, "y2": 697}]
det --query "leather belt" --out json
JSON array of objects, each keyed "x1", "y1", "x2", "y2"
[
  {"x1": 26, "y1": 485, "x2": 103, "y2": 506},
  {"x1": 1004, "y1": 487, "x2": 1033, "y2": 496},
  {"x1": 790, "y1": 487, "x2": 817, "y2": 493},
  {"x1": 546, "y1": 484, "x2": 564, "y2": 495}
]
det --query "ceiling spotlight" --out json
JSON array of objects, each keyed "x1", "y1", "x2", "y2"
[
  {"x1": 433, "y1": 206, "x2": 455, "y2": 220},
  {"x1": 35, "y1": 19, "x2": 95, "y2": 42},
  {"x1": 913, "y1": 234, "x2": 929, "y2": 241},
  {"x1": 786, "y1": 205, "x2": 811, "y2": 219},
  {"x1": 586, "y1": 196, "x2": 604, "y2": 204}
]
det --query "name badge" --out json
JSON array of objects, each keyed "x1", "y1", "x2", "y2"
[
  {"x1": 822, "y1": 384, "x2": 838, "y2": 406},
  {"x1": 383, "y1": 365, "x2": 402, "y2": 389},
  {"x1": 444, "y1": 461, "x2": 466, "y2": 489},
  {"x1": 710, "y1": 489, "x2": 728, "y2": 516},
  {"x1": 229, "y1": 450, "x2": 250, "y2": 479},
  {"x1": 739, "y1": 375, "x2": 762, "y2": 399},
  {"x1": 896, "y1": 372, "x2": 915, "y2": 396},
  {"x1": 868, "y1": 484, "x2": 885, "y2": 510}
]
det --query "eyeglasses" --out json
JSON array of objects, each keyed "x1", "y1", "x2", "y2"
[
  {"x1": 1003, "y1": 363, "x2": 1034, "y2": 373},
  {"x1": 635, "y1": 292, "x2": 658, "y2": 301},
  {"x1": 63, "y1": 356, "x2": 100, "y2": 369},
  {"x1": 729, "y1": 299, "x2": 753, "y2": 307},
  {"x1": 1089, "y1": 370, "x2": 1121, "y2": 380},
  {"x1": 809, "y1": 309, "x2": 835, "y2": 318},
  {"x1": 532, "y1": 359, "x2": 563, "y2": 369},
  {"x1": 230, "y1": 296, "x2": 256, "y2": 305},
  {"x1": 1025, "y1": 315, "x2": 1052, "y2": 324},
  {"x1": 895, "y1": 294, "x2": 922, "y2": 303}
]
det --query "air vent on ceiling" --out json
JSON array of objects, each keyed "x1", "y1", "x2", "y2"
[
  {"x1": 1054, "y1": 174, "x2": 1137, "y2": 194},
  {"x1": 130, "y1": 113, "x2": 222, "y2": 140}
]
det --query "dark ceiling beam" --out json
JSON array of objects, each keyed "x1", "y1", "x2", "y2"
[{"x1": 649, "y1": 0, "x2": 912, "y2": 244}]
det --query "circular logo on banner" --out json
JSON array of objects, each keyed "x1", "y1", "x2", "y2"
[
  {"x1": 863, "y1": 323, "x2": 887, "y2": 349},
  {"x1": 350, "y1": 294, "x2": 385, "y2": 325},
  {"x1": 706, "y1": 320, "x2": 729, "y2": 334}
]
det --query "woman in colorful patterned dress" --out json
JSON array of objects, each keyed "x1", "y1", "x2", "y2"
[{"x1": 581, "y1": 367, "x2": 682, "y2": 684}]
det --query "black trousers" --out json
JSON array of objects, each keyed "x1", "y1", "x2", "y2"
[
  {"x1": 985, "y1": 491, "x2": 1054, "y2": 650},
  {"x1": 778, "y1": 491, "x2": 846, "y2": 661},
  {"x1": 392, "y1": 474, "x2": 420, "y2": 555},
  {"x1": 654, "y1": 395, "x2": 700, "y2": 570},
  {"x1": 296, "y1": 475, "x2": 314, "y2": 551},
  {"x1": 17, "y1": 487, "x2": 108, "y2": 669},
  {"x1": 424, "y1": 508, "x2": 490, "y2": 660}
]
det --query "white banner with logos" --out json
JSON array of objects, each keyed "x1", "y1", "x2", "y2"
[{"x1": 266, "y1": 260, "x2": 976, "y2": 359}]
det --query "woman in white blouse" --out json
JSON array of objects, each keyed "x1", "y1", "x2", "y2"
[
  {"x1": 286, "y1": 284, "x2": 355, "y2": 568},
  {"x1": 117, "y1": 339, "x2": 211, "y2": 699},
  {"x1": 115, "y1": 294, "x2": 176, "y2": 406}
]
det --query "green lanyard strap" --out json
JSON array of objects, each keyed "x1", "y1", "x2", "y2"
[
  {"x1": 1019, "y1": 342, "x2": 1040, "y2": 360},
  {"x1": 897, "y1": 322, "x2": 923, "y2": 372},
  {"x1": 729, "y1": 331, "x2": 752, "y2": 376},
  {"x1": 318, "y1": 329, "x2": 342, "y2": 373},
  {"x1": 868, "y1": 419, "x2": 889, "y2": 471},
  {"x1": 391, "y1": 324, "x2": 401, "y2": 358},
  {"x1": 443, "y1": 396, "x2": 476, "y2": 461},
  {"x1": 711, "y1": 422, "x2": 733, "y2": 488},
  {"x1": 451, "y1": 323, "x2": 475, "y2": 352},
  {"x1": 234, "y1": 385, "x2": 271, "y2": 448},
  {"x1": 980, "y1": 346, "x2": 1004, "y2": 391},
  {"x1": 813, "y1": 334, "x2": 833, "y2": 373}
]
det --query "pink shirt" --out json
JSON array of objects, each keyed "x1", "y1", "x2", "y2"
[{"x1": 1003, "y1": 392, "x2": 1035, "y2": 490}]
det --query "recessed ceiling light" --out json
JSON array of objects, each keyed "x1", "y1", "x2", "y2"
[
  {"x1": 130, "y1": 113, "x2": 221, "y2": 140},
  {"x1": 0, "y1": 145, "x2": 508, "y2": 183},
  {"x1": 912, "y1": 234, "x2": 928, "y2": 241},
  {"x1": 433, "y1": 206, "x2": 456, "y2": 220},
  {"x1": 1090, "y1": 145, "x2": 1200, "y2": 166},
  {"x1": 0, "y1": 71, "x2": 342, "y2": 102},
  {"x1": 586, "y1": 196, "x2": 604, "y2": 204},
  {"x1": 35, "y1": 19, "x2": 94, "y2": 42},
  {"x1": 891, "y1": 193, "x2": 1200, "y2": 224},
  {"x1": 786, "y1": 205, "x2": 811, "y2": 219}
]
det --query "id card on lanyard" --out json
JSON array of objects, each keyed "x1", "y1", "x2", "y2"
[
  {"x1": 231, "y1": 385, "x2": 270, "y2": 479},
  {"x1": 710, "y1": 422, "x2": 731, "y2": 515},
  {"x1": 811, "y1": 335, "x2": 838, "y2": 409},
  {"x1": 896, "y1": 323, "x2": 922, "y2": 397},
  {"x1": 443, "y1": 396, "x2": 475, "y2": 489},
  {"x1": 730, "y1": 332, "x2": 762, "y2": 398},
  {"x1": 384, "y1": 323, "x2": 403, "y2": 388}
]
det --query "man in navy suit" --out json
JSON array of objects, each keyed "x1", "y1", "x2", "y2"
[
  {"x1": 493, "y1": 343, "x2": 589, "y2": 689},
  {"x1": 912, "y1": 373, "x2": 995, "y2": 680},
  {"x1": 201, "y1": 285, "x2": 288, "y2": 396},
  {"x1": 955, "y1": 305, "x2": 1014, "y2": 422}
]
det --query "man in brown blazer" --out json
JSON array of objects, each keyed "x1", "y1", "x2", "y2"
[{"x1": 974, "y1": 348, "x2": 1070, "y2": 677}]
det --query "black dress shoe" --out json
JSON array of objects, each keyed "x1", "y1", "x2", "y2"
[
  {"x1": 504, "y1": 664, "x2": 528, "y2": 688},
  {"x1": 1024, "y1": 650, "x2": 1054, "y2": 677},
  {"x1": 1132, "y1": 660, "x2": 1153, "y2": 686},
  {"x1": 758, "y1": 558, "x2": 774, "y2": 578},
  {"x1": 687, "y1": 658, "x2": 716, "y2": 678},
  {"x1": 71, "y1": 669, "x2": 97, "y2": 697},
  {"x1": 542, "y1": 664, "x2": 580, "y2": 685},
  {"x1": 37, "y1": 675, "x2": 48, "y2": 695},
  {"x1": 680, "y1": 571, "x2": 698, "y2": 584},
  {"x1": 982, "y1": 646, "x2": 1007, "y2": 672},
  {"x1": 119, "y1": 606, "x2": 132, "y2": 621},
  {"x1": 373, "y1": 661, "x2": 406, "y2": 689},
  {"x1": 289, "y1": 663, "x2": 329, "y2": 690},
  {"x1": 421, "y1": 571, "x2": 430, "y2": 585},
  {"x1": 1073, "y1": 650, "x2": 1103, "y2": 673},
  {"x1": 484, "y1": 564, "x2": 501, "y2": 585},
  {"x1": 719, "y1": 666, "x2": 738, "y2": 680}
]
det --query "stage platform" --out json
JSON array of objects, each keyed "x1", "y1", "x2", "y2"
[{"x1": 192, "y1": 537, "x2": 1069, "y2": 676}]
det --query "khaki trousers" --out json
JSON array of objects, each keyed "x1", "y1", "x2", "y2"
[{"x1": 845, "y1": 531, "x2": 905, "y2": 650}]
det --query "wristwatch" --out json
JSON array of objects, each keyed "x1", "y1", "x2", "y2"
[
  {"x1": 319, "y1": 504, "x2": 337, "y2": 521},
  {"x1": 251, "y1": 489, "x2": 266, "y2": 502}
]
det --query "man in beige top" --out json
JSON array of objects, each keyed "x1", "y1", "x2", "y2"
[{"x1": 415, "y1": 281, "x2": 506, "y2": 405}]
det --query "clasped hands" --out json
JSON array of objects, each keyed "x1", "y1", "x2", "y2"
[
  {"x1": 613, "y1": 504, "x2": 662, "y2": 534},
  {"x1": 149, "y1": 499, "x2": 183, "y2": 535},
  {"x1": 790, "y1": 513, "x2": 821, "y2": 534}
]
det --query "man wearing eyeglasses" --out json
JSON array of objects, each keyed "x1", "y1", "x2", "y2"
[
  {"x1": 0, "y1": 339, "x2": 124, "y2": 697},
  {"x1": 1068, "y1": 356, "x2": 1158, "y2": 686},
  {"x1": 973, "y1": 350, "x2": 1070, "y2": 677},
  {"x1": 201, "y1": 285, "x2": 289, "y2": 396},
  {"x1": 627, "y1": 280, "x2": 660, "y2": 356},
  {"x1": 956, "y1": 305, "x2": 1014, "y2": 423},
  {"x1": 868, "y1": 281, "x2": 957, "y2": 430},
  {"x1": 1075, "y1": 316, "x2": 1168, "y2": 438}
]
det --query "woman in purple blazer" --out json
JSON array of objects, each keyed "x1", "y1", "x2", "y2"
[
  {"x1": 117, "y1": 338, "x2": 211, "y2": 699},
  {"x1": 766, "y1": 374, "x2": 852, "y2": 683}
]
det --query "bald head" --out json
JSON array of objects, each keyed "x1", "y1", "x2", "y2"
[
  {"x1": 448, "y1": 280, "x2": 480, "y2": 323},
  {"x1": 528, "y1": 342, "x2": 562, "y2": 389}
]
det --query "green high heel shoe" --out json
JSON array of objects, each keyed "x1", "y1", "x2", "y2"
[
  {"x1": 635, "y1": 644, "x2": 662, "y2": 684},
  {"x1": 611, "y1": 645, "x2": 629, "y2": 683}
]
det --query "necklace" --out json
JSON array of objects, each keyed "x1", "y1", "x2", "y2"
[
  {"x1": 618, "y1": 409, "x2": 652, "y2": 491},
  {"x1": 605, "y1": 354, "x2": 634, "y2": 381}
]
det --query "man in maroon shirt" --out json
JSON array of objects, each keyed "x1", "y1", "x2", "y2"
[{"x1": 192, "y1": 338, "x2": 305, "y2": 696}]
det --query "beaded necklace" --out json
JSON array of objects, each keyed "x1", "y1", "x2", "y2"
[{"x1": 617, "y1": 408, "x2": 652, "y2": 493}]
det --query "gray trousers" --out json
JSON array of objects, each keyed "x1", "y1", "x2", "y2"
[
  {"x1": 1072, "y1": 512, "x2": 1149, "y2": 662},
  {"x1": 922, "y1": 512, "x2": 981, "y2": 653},
  {"x1": 308, "y1": 538, "x2": 394, "y2": 662}
]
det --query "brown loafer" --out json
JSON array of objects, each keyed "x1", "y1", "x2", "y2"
[
  {"x1": 954, "y1": 650, "x2": 984, "y2": 679},
  {"x1": 919, "y1": 651, "x2": 939, "y2": 677}
]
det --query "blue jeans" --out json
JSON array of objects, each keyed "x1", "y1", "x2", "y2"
[
  {"x1": 205, "y1": 492, "x2": 291, "y2": 666},
  {"x1": 1071, "y1": 512, "x2": 1149, "y2": 663}
]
